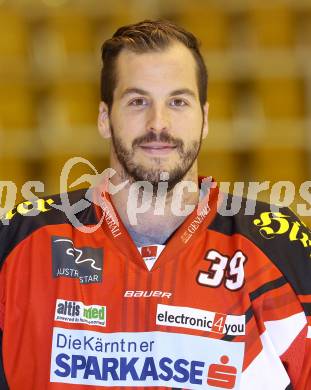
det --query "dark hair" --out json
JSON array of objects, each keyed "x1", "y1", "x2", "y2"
[{"x1": 100, "y1": 19, "x2": 208, "y2": 111}]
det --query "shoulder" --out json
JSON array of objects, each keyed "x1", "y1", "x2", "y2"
[
  {"x1": 0, "y1": 188, "x2": 96, "y2": 268},
  {"x1": 209, "y1": 193, "x2": 311, "y2": 294}
]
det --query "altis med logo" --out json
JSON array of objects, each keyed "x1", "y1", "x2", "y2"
[
  {"x1": 55, "y1": 300, "x2": 106, "y2": 327},
  {"x1": 50, "y1": 328, "x2": 244, "y2": 389}
]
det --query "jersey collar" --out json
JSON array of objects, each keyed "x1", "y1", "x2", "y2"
[{"x1": 92, "y1": 176, "x2": 221, "y2": 271}]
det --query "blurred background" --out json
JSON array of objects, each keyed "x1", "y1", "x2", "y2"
[{"x1": 0, "y1": 0, "x2": 310, "y2": 224}]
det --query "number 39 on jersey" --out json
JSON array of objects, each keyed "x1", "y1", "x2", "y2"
[{"x1": 197, "y1": 250, "x2": 247, "y2": 291}]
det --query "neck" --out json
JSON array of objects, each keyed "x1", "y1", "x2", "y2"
[{"x1": 107, "y1": 157, "x2": 200, "y2": 245}]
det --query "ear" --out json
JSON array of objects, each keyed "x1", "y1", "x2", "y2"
[
  {"x1": 202, "y1": 102, "x2": 209, "y2": 139},
  {"x1": 98, "y1": 101, "x2": 111, "y2": 139}
]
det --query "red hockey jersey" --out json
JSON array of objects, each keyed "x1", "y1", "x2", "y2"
[{"x1": 0, "y1": 181, "x2": 310, "y2": 389}]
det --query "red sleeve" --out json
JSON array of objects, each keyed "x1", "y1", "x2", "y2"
[{"x1": 296, "y1": 322, "x2": 311, "y2": 390}]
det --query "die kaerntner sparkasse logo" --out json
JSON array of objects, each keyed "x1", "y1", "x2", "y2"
[{"x1": 50, "y1": 327, "x2": 242, "y2": 388}]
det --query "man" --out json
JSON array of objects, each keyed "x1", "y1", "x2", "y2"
[{"x1": 0, "y1": 20, "x2": 310, "y2": 390}]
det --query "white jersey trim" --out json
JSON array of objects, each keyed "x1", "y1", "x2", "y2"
[
  {"x1": 264, "y1": 312, "x2": 306, "y2": 355},
  {"x1": 240, "y1": 331, "x2": 290, "y2": 390}
]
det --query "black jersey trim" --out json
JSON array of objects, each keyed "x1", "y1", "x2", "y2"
[
  {"x1": 221, "y1": 305, "x2": 254, "y2": 341},
  {"x1": 249, "y1": 276, "x2": 287, "y2": 302},
  {"x1": 245, "y1": 305, "x2": 254, "y2": 323},
  {"x1": 221, "y1": 335, "x2": 235, "y2": 342},
  {"x1": 301, "y1": 303, "x2": 311, "y2": 316},
  {"x1": 0, "y1": 188, "x2": 98, "y2": 269},
  {"x1": 0, "y1": 330, "x2": 9, "y2": 390}
]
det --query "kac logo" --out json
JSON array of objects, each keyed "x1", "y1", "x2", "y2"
[{"x1": 52, "y1": 236, "x2": 103, "y2": 284}]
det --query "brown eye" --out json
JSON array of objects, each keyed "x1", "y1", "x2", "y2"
[
  {"x1": 129, "y1": 98, "x2": 148, "y2": 106},
  {"x1": 170, "y1": 98, "x2": 187, "y2": 107}
]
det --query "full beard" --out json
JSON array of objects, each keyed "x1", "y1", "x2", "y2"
[{"x1": 110, "y1": 125, "x2": 202, "y2": 193}]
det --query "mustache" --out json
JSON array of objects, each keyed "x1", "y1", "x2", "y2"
[{"x1": 132, "y1": 131, "x2": 184, "y2": 151}]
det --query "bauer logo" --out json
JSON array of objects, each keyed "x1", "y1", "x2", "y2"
[
  {"x1": 156, "y1": 304, "x2": 245, "y2": 336},
  {"x1": 50, "y1": 327, "x2": 244, "y2": 388},
  {"x1": 54, "y1": 299, "x2": 106, "y2": 327},
  {"x1": 52, "y1": 236, "x2": 103, "y2": 284}
]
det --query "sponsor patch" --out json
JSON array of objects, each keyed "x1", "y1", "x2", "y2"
[
  {"x1": 138, "y1": 245, "x2": 165, "y2": 271},
  {"x1": 124, "y1": 290, "x2": 172, "y2": 298},
  {"x1": 180, "y1": 204, "x2": 210, "y2": 244},
  {"x1": 52, "y1": 236, "x2": 103, "y2": 284},
  {"x1": 156, "y1": 304, "x2": 245, "y2": 336},
  {"x1": 1, "y1": 198, "x2": 54, "y2": 222},
  {"x1": 253, "y1": 211, "x2": 311, "y2": 255},
  {"x1": 55, "y1": 299, "x2": 106, "y2": 327},
  {"x1": 50, "y1": 327, "x2": 244, "y2": 388},
  {"x1": 141, "y1": 246, "x2": 157, "y2": 258}
]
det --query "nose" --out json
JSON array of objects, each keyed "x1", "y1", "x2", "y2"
[{"x1": 146, "y1": 103, "x2": 170, "y2": 133}]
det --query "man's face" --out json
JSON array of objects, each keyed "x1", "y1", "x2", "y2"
[{"x1": 99, "y1": 42, "x2": 208, "y2": 189}]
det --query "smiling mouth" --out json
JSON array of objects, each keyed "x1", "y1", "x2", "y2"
[
  {"x1": 139, "y1": 143, "x2": 177, "y2": 155},
  {"x1": 139, "y1": 142, "x2": 176, "y2": 150}
]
